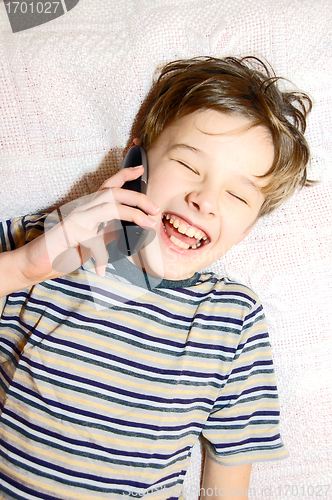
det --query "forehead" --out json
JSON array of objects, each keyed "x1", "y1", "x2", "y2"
[{"x1": 168, "y1": 109, "x2": 272, "y2": 145}]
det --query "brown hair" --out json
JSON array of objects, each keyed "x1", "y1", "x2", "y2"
[{"x1": 135, "y1": 56, "x2": 313, "y2": 218}]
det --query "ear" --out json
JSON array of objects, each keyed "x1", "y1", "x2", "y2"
[{"x1": 126, "y1": 138, "x2": 140, "y2": 154}]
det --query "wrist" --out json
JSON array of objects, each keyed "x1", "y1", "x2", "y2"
[{"x1": 0, "y1": 246, "x2": 34, "y2": 297}]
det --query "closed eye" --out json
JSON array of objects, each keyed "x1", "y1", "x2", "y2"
[
  {"x1": 175, "y1": 160, "x2": 199, "y2": 175},
  {"x1": 228, "y1": 192, "x2": 248, "y2": 205}
]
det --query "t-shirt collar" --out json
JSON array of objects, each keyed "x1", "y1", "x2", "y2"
[{"x1": 106, "y1": 240, "x2": 200, "y2": 290}]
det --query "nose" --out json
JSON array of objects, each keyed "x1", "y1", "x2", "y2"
[{"x1": 186, "y1": 188, "x2": 218, "y2": 218}]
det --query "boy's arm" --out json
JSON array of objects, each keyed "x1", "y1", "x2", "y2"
[
  {"x1": 0, "y1": 245, "x2": 40, "y2": 297},
  {"x1": 200, "y1": 454, "x2": 252, "y2": 499},
  {"x1": 0, "y1": 166, "x2": 159, "y2": 298},
  {"x1": 0, "y1": 236, "x2": 83, "y2": 297}
]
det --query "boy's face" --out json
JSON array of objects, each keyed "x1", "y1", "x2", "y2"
[{"x1": 131, "y1": 110, "x2": 274, "y2": 280}]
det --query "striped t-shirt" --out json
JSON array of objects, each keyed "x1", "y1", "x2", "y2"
[{"x1": 0, "y1": 216, "x2": 288, "y2": 500}]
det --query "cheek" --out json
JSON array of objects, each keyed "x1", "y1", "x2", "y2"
[
  {"x1": 146, "y1": 168, "x2": 163, "y2": 196},
  {"x1": 147, "y1": 170, "x2": 180, "y2": 205},
  {"x1": 216, "y1": 215, "x2": 252, "y2": 248},
  {"x1": 147, "y1": 179, "x2": 170, "y2": 204}
]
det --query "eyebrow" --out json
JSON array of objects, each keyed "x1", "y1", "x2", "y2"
[
  {"x1": 168, "y1": 143, "x2": 200, "y2": 154},
  {"x1": 235, "y1": 175, "x2": 262, "y2": 194}
]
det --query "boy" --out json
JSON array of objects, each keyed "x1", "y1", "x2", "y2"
[{"x1": 0, "y1": 57, "x2": 311, "y2": 499}]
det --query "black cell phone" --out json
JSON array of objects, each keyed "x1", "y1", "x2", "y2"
[{"x1": 115, "y1": 145, "x2": 152, "y2": 256}]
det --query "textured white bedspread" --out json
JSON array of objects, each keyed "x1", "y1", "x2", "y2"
[{"x1": 0, "y1": 1, "x2": 331, "y2": 498}]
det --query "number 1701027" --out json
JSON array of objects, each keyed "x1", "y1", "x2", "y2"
[{"x1": 5, "y1": 2, "x2": 60, "y2": 14}]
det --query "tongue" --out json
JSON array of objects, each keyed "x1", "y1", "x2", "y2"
[{"x1": 163, "y1": 218, "x2": 200, "y2": 246}]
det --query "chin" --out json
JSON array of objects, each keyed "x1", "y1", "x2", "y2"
[
  {"x1": 139, "y1": 248, "x2": 195, "y2": 281},
  {"x1": 140, "y1": 239, "x2": 209, "y2": 282}
]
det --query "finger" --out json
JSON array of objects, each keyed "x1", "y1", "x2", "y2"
[
  {"x1": 97, "y1": 165, "x2": 144, "y2": 193},
  {"x1": 105, "y1": 187, "x2": 160, "y2": 215},
  {"x1": 97, "y1": 220, "x2": 115, "y2": 238},
  {"x1": 82, "y1": 202, "x2": 157, "y2": 230},
  {"x1": 74, "y1": 185, "x2": 159, "y2": 219},
  {"x1": 80, "y1": 235, "x2": 109, "y2": 277}
]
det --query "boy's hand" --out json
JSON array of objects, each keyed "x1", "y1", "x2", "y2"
[{"x1": 2, "y1": 166, "x2": 159, "y2": 296}]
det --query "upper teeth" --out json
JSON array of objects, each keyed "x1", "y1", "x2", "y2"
[{"x1": 165, "y1": 214, "x2": 207, "y2": 241}]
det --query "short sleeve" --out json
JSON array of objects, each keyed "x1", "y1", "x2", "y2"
[
  {"x1": 202, "y1": 299, "x2": 288, "y2": 465},
  {"x1": 0, "y1": 214, "x2": 47, "y2": 254}
]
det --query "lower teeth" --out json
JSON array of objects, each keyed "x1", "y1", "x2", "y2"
[{"x1": 191, "y1": 241, "x2": 202, "y2": 249}]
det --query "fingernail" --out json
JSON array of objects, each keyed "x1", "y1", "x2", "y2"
[
  {"x1": 96, "y1": 267, "x2": 105, "y2": 277},
  {"x1": 151, "y1": 203, "x2": 160, "y2": 212},
  {"x1": 132, "y1": 165, "x2": 143, "y2": 169}
]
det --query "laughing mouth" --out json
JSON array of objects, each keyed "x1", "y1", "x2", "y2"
[{"x1": 162, "y1": 213, "x2": 209, "y2": 250}]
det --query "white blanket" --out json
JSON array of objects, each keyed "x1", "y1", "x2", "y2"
[{"x1": 0, "y1": 0, "x2": 331, "y2": 498}]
